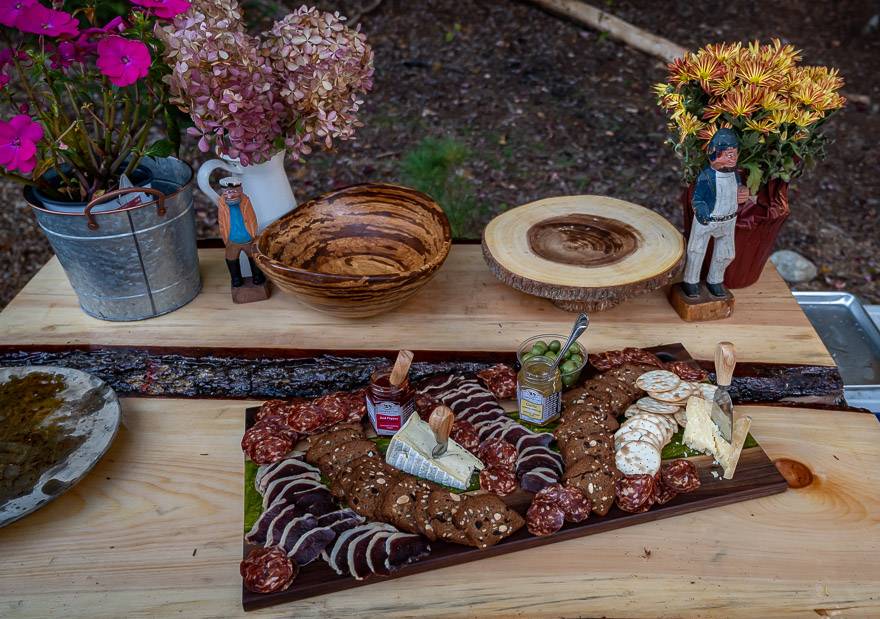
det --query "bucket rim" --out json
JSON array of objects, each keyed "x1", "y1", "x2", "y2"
[{"x1": 25, "y1": 157, "x2": 195, "y2": 218}]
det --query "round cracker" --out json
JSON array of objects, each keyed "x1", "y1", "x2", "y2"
[
  {"x1": 633, "y1": 412, "x2": 675, "y2": 441},
  {"x1": 674, "y1": 410, "x2": 687, "y2": 428},
  {"x1": 620, "y1": 417, "x2": 666, "y2": 445},
  {"x1": 635, "y1": 370, "x2": 681, "y2": 393},
  {"x1": 615, "y1": 429, "x2": 663, "y2": 452},
  {"x1": 615, "y1": 440, "x2": 661, "y2": 476},
  {"x1": 650, "y1": 382, "x2": 694, "y2": 403},
  {"x1": 624, "y1": 405, "x2": 643, "y2": 418},
  {"x1": 636, "y1": 397, "x2": 680, "y2": 415}
]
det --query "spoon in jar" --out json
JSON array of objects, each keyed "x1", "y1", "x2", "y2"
[{"x1": 549, "y1": 313, "x2": 590, "y2": 374}]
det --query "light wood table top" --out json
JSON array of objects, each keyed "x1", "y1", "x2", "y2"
[
  {"x1": 0, "y1": 245, "x2": 833, "y2": 366},
  {"x1": 0, "y1": 399, "x2": 877, "y2": 618}
]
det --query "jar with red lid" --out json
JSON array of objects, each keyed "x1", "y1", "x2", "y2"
[{"x1": 365, "y1": 368, "x2": 415, "y2": 436}]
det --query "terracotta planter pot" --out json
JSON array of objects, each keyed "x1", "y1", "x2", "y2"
[{"x1": 681, "y1": 176, "x2": 790, "y2": 289}]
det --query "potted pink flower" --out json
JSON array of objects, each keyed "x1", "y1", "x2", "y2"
[{"x1": 0, "y1": 0, "x2": 203, "y2": 321}]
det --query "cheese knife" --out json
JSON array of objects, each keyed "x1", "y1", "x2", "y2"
[
  {"x1": 429, "y1": 405, "x2": 455, "y2": 459},
  {"x1": 712, "y1": 341, "x2": 736, "y2": 442}
]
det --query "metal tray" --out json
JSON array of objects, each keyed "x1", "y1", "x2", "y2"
[{"x1": 794, "y1": 292, "x2": 880, "y2": 413}]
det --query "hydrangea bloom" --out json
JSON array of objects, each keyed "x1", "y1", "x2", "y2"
[
  {"x1": 16, "y1": 3, "x2": 80, "y2": 37},
  {"x1": 96, "y1": 36, "x2": 151, "y2": 87},
  {"x1": 0, "y1": 114, "x2": 44, "y2": 174},
  {"x1": 131, "y1": 0, "x2": 191, "y2": 20},
  {"x1": 161, "y1": 0, "x2": 373, "y2": 164}
]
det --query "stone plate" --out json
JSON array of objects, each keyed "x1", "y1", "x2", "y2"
[{"x1": 0, "y1": 366, "x2": 121, "y2": 527}]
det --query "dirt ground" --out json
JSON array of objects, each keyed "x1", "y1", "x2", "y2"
[{"x1": 1, "y1": 0, "x2": 878, "y2": 308}]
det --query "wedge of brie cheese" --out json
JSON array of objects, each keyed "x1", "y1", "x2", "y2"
[{"x1": 385, "y1": 414, "x2": 484, "y2": 489}]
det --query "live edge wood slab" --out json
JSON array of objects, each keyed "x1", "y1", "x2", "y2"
[{"x1": 1, "y1": 399, "x2": 878, "y2": 618}]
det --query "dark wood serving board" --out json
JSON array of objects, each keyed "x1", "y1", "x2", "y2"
[{"x1": 241, "y1": 344, "x2": 789, "y2": 611}]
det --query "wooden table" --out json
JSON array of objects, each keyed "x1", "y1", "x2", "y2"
[{"x1": 2, "y1": 245, "x2": 877, "y2": 618}]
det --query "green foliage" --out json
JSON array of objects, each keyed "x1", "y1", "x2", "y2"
[{"x1": 399, "y1": 137, "x2": 488, "y2": 239}]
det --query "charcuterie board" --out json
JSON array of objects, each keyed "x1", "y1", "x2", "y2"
[{"x1": 240, "y1": 344, "x2": 788, "y2": 611}]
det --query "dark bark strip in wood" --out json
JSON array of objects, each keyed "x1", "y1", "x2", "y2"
[{"x1": 0, "y1": 347, "x2": 845, "y2": 404}]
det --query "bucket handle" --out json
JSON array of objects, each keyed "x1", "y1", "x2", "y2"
[{"x1": 84, "y1": 187, "x2": 167, "y2": 230}]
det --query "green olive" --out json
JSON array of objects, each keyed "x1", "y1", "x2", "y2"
[
  {"x1": 568, "y1": 343, "x2": 582, "y2": 357},
  {"x1": 548, "y1": 339, "x2": 561, "y2": 353},
  {"x1": 545, "y1": 350, "x2": 557, "y2": 360},
  {"x1": 562, "y1": 374, "x2": 577, "y2": 387},
  {"x1": 561, "y1": 360, "x2": 578, "y2": 374},
  {"x1": 569, "y1": 354, "x2": 584, "y2": 367}
]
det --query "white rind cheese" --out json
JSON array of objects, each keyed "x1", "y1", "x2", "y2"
[{"x1": 386, "y1": 415, "x2": 484, "y2": 489}]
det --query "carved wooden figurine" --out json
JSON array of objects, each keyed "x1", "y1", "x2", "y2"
[
  {"x1": 669, "y1": 129, "x2": 749, "y2": 321},
  {"x1": 218, "y1": 177, "x2": 270, "y2": 304}
]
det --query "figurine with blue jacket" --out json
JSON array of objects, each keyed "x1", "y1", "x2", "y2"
[
  {"x1": 680, "y1": 128, "x2": 751, "y2": 299},
  {"x1": 217, "y1": 176, "x2": 269, "y2": 302}
]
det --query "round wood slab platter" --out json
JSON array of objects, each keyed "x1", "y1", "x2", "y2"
[
  {"x1": 0, "y1": 366, "x2": 121, "y2": 527},
  {"x1": 482, "y1": 195, "x2": 685, "y2": 311}
]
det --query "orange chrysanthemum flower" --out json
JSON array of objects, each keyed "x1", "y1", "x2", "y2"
[
  {"x1": 719, "y1": 86, "x2": 761, "y2": 117},
  {"x1": 688, "y1": 50, "x2": 725, "y2": 90},
  {"x1": 736, "y1": 58, "x2": 782, "y2": 88},
  {"x1": 745, "y1": 117, "x2": 777, "y2": 134},
  {"x1": 667, "y1": 56, "x2": 690, "y2": 87}
]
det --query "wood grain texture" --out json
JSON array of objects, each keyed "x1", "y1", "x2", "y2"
[
  {"x1": 482, "y1": 195, "x2": 685, "y2": 311},
  {"x1": 254, "y1": 183, "x2": 452, "y2": 317},
  {"x1": 668, "y1": 282, "x2": 735, "y2": 321},
  {"x1": 0, "y1": 245, "x2": 834, "y2": 366},
  {"x1": 0, "y1": 399, "x2": 877, "y2": 618}
]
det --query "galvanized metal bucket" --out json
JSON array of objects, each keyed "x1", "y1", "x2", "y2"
[{"x1": 27, "y1": 157, "x2": 202, "y2": 321}]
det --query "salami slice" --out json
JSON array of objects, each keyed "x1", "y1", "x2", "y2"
[
  {"x1": 534, "y1": 483, "x2": 565, "y2": 505},
  {"x1": 243, "y1": 424, "x2": 295, "y2": 465},
  {"x1": 479, "y1": 465, "x2": 518, "y2": 496},
  {"x1": 526, "y1": 499, "x2": 565, "y2": 536},
  {"x1": 240, "y1": 546, "x2": 297, "y2": 594},
  {"x1": 476, "y1": 364, "x2": 517, "y2": 400},
  {"x1": 286, "y1": 404, "x2": 325, "y2": 434},
  {"x1": 615, "y1": 474, "x2": 656, "y2": 513},
  {"x1": 660, "y1": 459, "x2": 702, "y2": 493},
  {"x1": 450, "y1": 420, "x2": 480, "y2": 454},
  {"x1": 588, "y1": 352, "x2": 616, "y2": 372},
  {"x1": 653, "y1": 472, "x2": 678, "y2": 505},
  {"x1": 558, "y1": 485, "x2": 591, "y2": 523},
  {"x1": 622, "y1": 347, "x2": 664, "y2": 368},
  {"x1": 477, "y1": 438, "x2": 517, "y2": 470},
  {"x1": 257, "y1": 399, "x2": 290, "y2": 423},
  {"x1": 665, "y1": 361, "x2": 709, "y2": 382}
]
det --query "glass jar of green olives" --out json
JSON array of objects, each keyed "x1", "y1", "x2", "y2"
[
  {"x1": 517, "y1": 334, "x2": 587, "y2": 389},
  {"x1": 517, "y1": 355, "x2": 562, "y2": 425}
]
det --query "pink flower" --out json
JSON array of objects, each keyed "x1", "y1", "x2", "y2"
[
  {"x1": 50, "y1": 41, "x2": 78, "y2": 68},
  {"x1": 0, "y1": 0, "x2": 36, "y2": 28},
  {"x1": 16, "y1": 4, "x2": 80, "y2": 38},
  {"x1": 130, "y1": 0, "x2": 190, "y2": 19},
  {"x1": 0, "y1": 73, "x2": 8, "y2": 90},
  {"x1": 0, "y1": 114, "x2": 44, "y2": 174},
  {"x1": 96, "y1": 36, "x2": 151, "y2": 87}
]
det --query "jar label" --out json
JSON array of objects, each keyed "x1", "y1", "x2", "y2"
[
  {"x1": 518, "y1": 386, "x2": 561, "y2": 425},
  {"x1": 366, "y1": 394, "x2": 414, "y2": 436}
]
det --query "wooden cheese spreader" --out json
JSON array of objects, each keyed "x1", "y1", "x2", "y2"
[{"x1": 429, "y1": 406, "x2": 455, "y2": 458}]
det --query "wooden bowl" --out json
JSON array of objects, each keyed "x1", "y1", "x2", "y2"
[
  {"x1": 255, "y1": 183, "x2": 452, "y2": 318},
  {"x1": 482, "y1": 195, "x2": 684, "y2": 312}
]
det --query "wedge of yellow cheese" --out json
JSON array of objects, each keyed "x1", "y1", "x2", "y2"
[{"x1": 683, "y1": 396, "x2": 733, "y2": 469}]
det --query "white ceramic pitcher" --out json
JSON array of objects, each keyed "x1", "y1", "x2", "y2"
[{"x1": 197, "y1": 150, "x2": 297, "y2": 233}]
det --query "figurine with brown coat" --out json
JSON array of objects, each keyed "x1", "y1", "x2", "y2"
[{"x1": 217, "y1": 177, "x2": 270, "y2": 303}]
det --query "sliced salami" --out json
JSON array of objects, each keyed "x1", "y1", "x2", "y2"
[
  {"x1": 558, "y1": 485, "x2": 591, "y2": 523},
  {"x1": 450, "y1": 419, "x2": 480, "y2": 454},
  {"x1": 526, "y1": 499, "x2": 565, "y2": 536},
  {"x1": 615, "y1": 474, "x2": 656, "y2": 513},
  {"x1": 534, "y1": 483, "x2": 565, "y2": 505},
  {"x1": 479, "y1": 465, "x2": 518, "y2": 496},
  {"x1": 665, "y1": 360, "x2": 709, "y2": 382},
  {"x1": 241, "y1": 546, "x2": 297, "y2": 594},
  {"x1": 653, "y1": 472, "x2": 678, "y2": 505},
  {"x1": 660, "y1": 459, "x2": 702, "y2": 493},
  {"x1": 476, "y1": 363, "x2": 517, "y2": 400},
  {"x1": 478, "y1": 438, "x2": 518, "y2": 470},
  {"x1": 286, "y1": 404, "x2": 325, "y2": 434}
]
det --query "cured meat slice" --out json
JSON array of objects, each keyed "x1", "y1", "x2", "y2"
[
  {"x1": 262, "y1": 477, "x2": 325, "y2": 509},
  {"x1": 266, "y1": 508, "x2": 309, "y2": 547},
  {"x1": 519, "y1": 467, "x2": 560, "y2": 493},
  {"x1": 241, "y1": 546, "x2": 297, "y2": 594},
  {"x1": 385, "y1": 532, "x2": 430, "y2": 572},
  {"x1": 558, "y1": 485, "x2": 591, "y2": 523},
  {"x1": 242, "y1": 420, "x2": 296, "y2": 465},
  {"x1": 315, "y1": 508, "x2": 362, "y2": 528},
  {"x1": 514, "y1": 433, "x2": 555, "y2": 451},
  {"x1": 615, "y1": 474, "x2": 656, "y2": 513},
  {"x1": 450, "y1": 420, "x2": 480, "y2": 454},
  {"x1": 245, "y1": 500, "x2": 292, "y2": 546},
  {"x1": 479, "y1": 465, "x2": 518, "y2": 495},
  {"x1": 476, "y1": 364, "x2": 517, "y2": 400},
  {"x1": 347, "y1": 524, "x2": 397, "y2": 580},
  {"x1": 325, "y1": 523, "x2": 384, "y2": 575},
  {"x1": 276, "y1": 514, "x2": 318, "y2": 553},
  {"x1": 660, "y1": 459, "x2": 701, "y2": 492},
  {"x1": 653, "y1": 472, "x2": 678, "y2": 505},
  {"x1": 526, "y1": 499, "x2": 565, "y2": 536},
  {"x1": 289, "y1": 526, "x2": 337, "y2": 566},
  {"x1": 255, "y1": 459, "x2": 321, "y2": 495},
  {"x1": 288, "y1": 488, "x2": 337, "y2": 518},
  {"x1": 478, "y1": 439, "x2": 518, "y2": 470},
  {"x1": 365, "y1": 530, "x2": 396, "y2": 576},
  {"x1": 515, "y1": 452, "x2": 564, "y2": 476}
]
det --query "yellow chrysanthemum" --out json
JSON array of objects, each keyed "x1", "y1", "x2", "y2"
[
  {"x1": 676, "y1": 111, "x2": 705, "y2": 141},
  {"x1": 703, "y1": 41, "x2": 742, "y2": 64},
  {"x1": 793, "y1": 81, "x2": 828, "y2": 107},
  {"x1": 688, "y1": 50, "x2": 725, "y2": 90},
  {"x1": 758, "y1": 88, "x2": 786, "y2": 111},
  {"x1": 736, "y1": 58, "x2": 782, "y2": 88},
  {"x1": 696, "y1": 121, "x2": 732, "y2": 149},
  {"x1": 708, "y1": 67, "x2": 737, "y2": 96},
  {"x1": 769, "y1": 107, "x2": 797, "y2": 126},
  {"x1": 793, "y1": 108, "x2": 823, "y2": 127},
  {"x1": 667, "y1": 56, "x2": 690, "y2": 87},
  {"x1": 719, "y1": 86, "x2": 761, "y2": 117},
  {"x1": 745, "y1": 117, "x2": 777, "y2": 134},
  {"x1": 701, "y1": 102, "x2": 725, "y2": 123}
]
